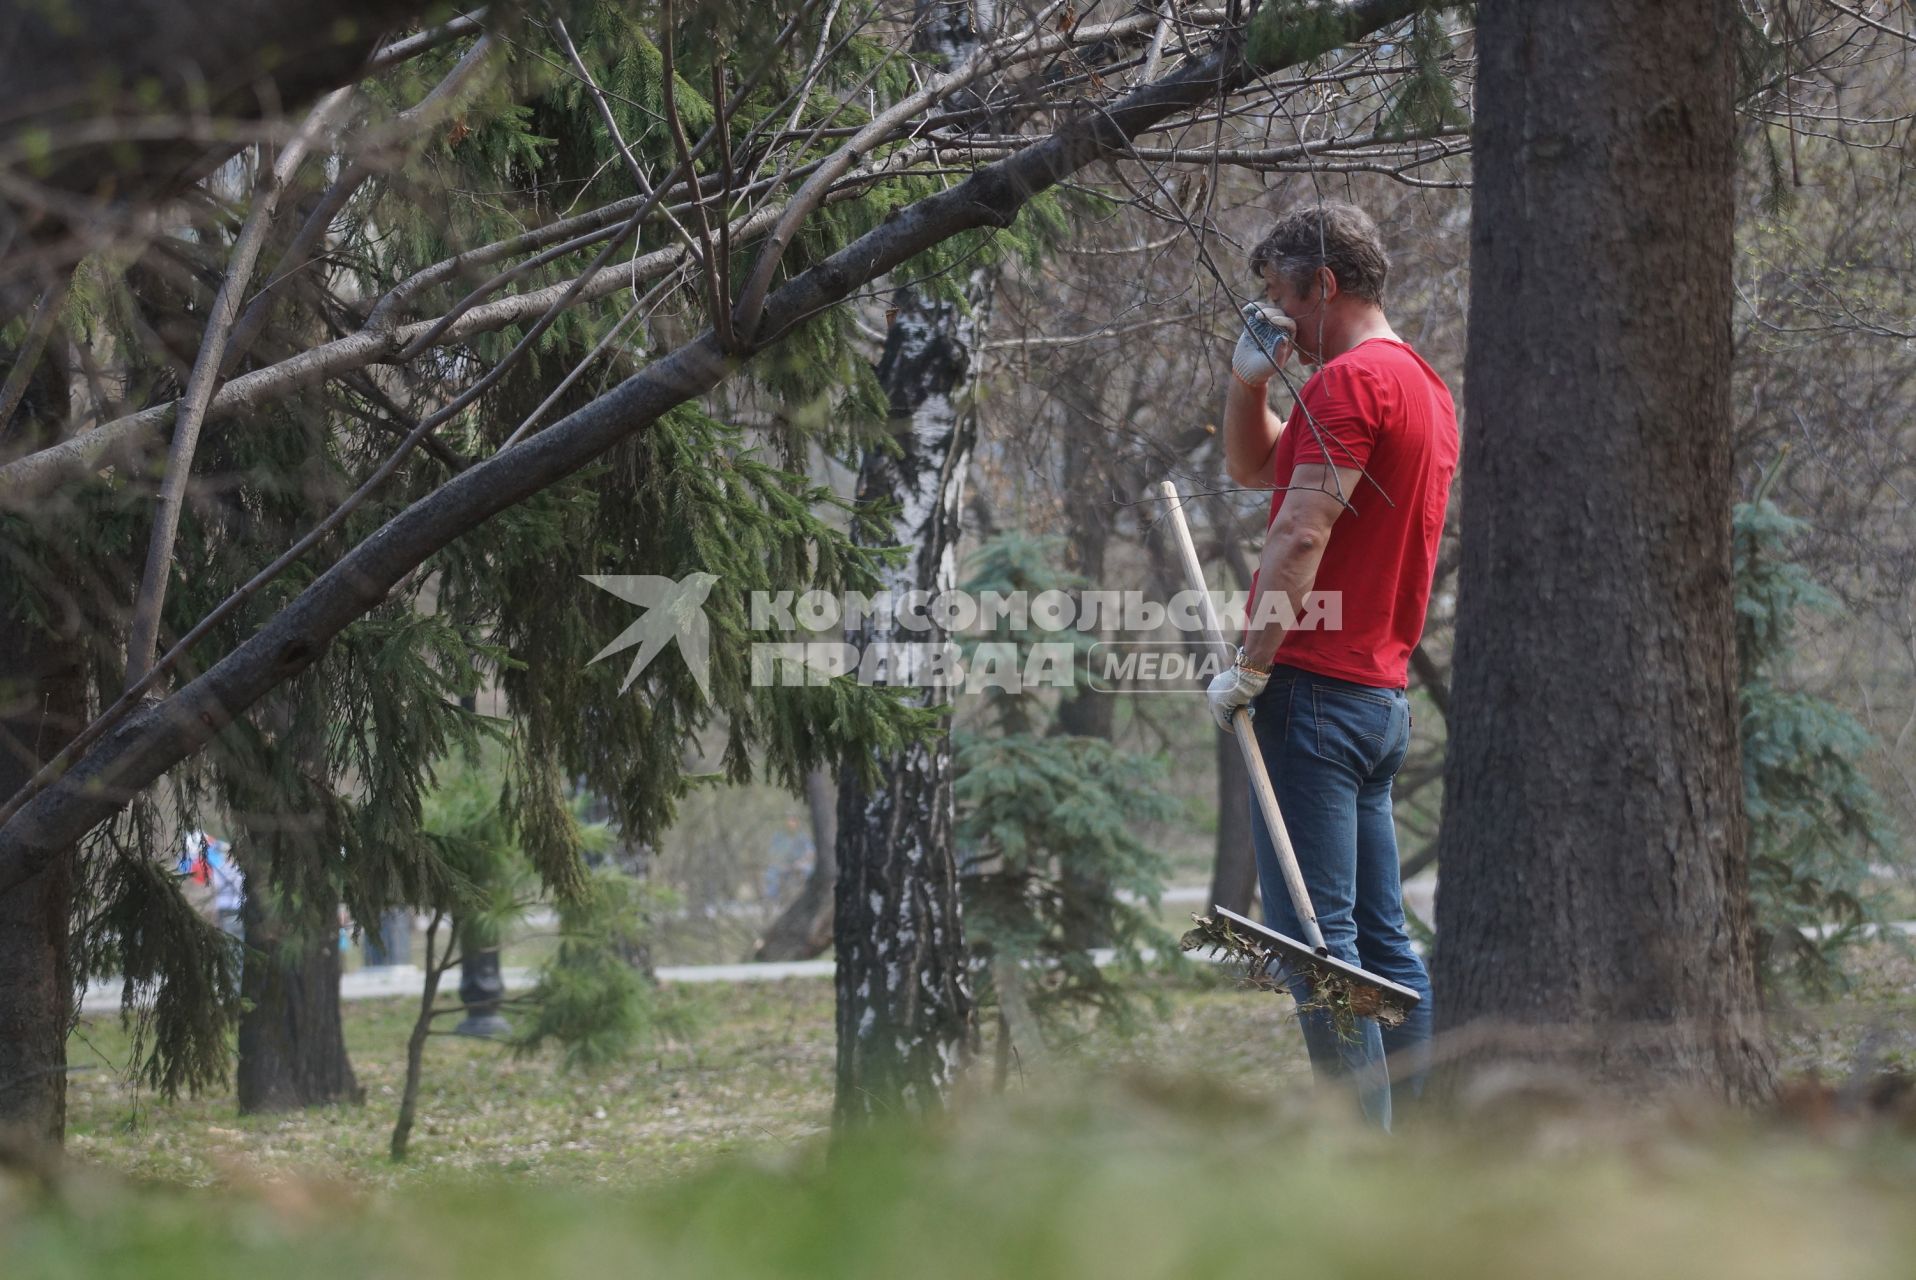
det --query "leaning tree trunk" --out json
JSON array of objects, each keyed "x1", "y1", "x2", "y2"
[
  {"x1": 235, "y1": 869, "x2": 362, "y2": 1113},
  {"x1": 754, "y1": 767, "x2": 838, "y2": 961},
  {"x1": 832, "y1": 280, "x2": 985, "y2": 1126},
  {"x1": 1433, "y1": 0, "x2": 1774, "y2": 1100}
]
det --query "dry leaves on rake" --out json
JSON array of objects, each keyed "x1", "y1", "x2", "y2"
[{"x1": 1179, "y1": 913, "x2": 1408, "y2": 1041}]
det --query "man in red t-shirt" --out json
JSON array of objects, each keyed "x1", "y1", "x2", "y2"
[{"x1": 1205, "y1": 201, "x2": 1458, "y2": 1130}]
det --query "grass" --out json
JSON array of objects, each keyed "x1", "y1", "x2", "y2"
[
  {"x1": 19, "y1": 952, "x2": 1916, "y2": 1278},
  {"x1": 63, "y1": 980, "x2": 841, "y2": 1188},
  {"x1": 16, "y1": 1066, "x2": 1916, "y2": 1280},
  {"x1": 59, "y1": 970, "x2": 1320, "y2": 1189}
]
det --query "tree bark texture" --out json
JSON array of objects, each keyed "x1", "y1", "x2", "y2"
[
  {"x1": 1433, "y1": 0, "x2": 1775, "y2": 1101},
  {"x1": 0, "y1": 364, "x2": 86, "y2": 1145},
  {"x1": 1209, "y1": 730, "x2": 1257, "y2": 917},
  {"x1": 1208, "y1": 539, "x2": 1259, "y2": 917},
  {"x1": 833, "y1": 281, "x2": 984, "y2": 1125},
  {"x1": 235, "y1": 875, "x2": 362, "y2": 1113},
  {"x1": 0, "y1": 638, "x2": 79, "y2": 1143}
]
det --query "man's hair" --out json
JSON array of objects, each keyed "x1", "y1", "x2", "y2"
[{"x1": 1248, "y1": 201, "x2": 1390, "y2": 305}]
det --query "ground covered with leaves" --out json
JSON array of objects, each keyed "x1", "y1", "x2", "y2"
[{"x1": 14, "y1": 951, "x2": 1916, "y2": 1278}]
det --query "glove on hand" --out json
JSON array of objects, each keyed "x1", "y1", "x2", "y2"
[
  {"x1": 1207, "y1": 655, "x2": 1270, "y2": 731},
  {"x1": 1231, "y1": 302, "x2": 1295, "y2": 387}
]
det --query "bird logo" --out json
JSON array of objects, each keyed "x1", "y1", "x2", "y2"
[{"x1": 582, "y1": 572, "x2": 719, "y2": 699}]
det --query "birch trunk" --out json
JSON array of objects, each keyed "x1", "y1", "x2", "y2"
[{"x1": 832, "y1": 279, "x2": 986, "y2": 1125}]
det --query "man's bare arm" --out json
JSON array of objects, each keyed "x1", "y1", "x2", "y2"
[
  {"x1": 1240, "y1": 463, "x2": 1360, "y2": 668},
  {"x1": 1224, "y1": 376, "x2": 1285, "y2": 488}
]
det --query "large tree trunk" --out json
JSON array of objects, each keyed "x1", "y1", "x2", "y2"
[
  {"x1": 1209, "y1": 732, "x2": 1257, "y2": 917},
  {"x1": 1433, "y1": 0, "x2": 1774, "y2": 1101},
  {"x1": 0, "y1": 349, "x2": 85, "y2": 1147},
  {"x1": 235, "y1": 872, "x2": 362, "y2": 1113},
  {"x1": 0, "y1": 787, "x2": 78, "y2": 1148},
  {"x1": 832, "y1": 280, "x2": 984, "y2": 1126},
  {"x1": 754, "y1": 767, "x2": 838, "y2": 961},
  {"x1": 0, "y1": 643, "x2": 84, "y2": 1145}
]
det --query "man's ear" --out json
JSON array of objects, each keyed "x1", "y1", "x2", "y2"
[{"x1": 1317, "y1": 265, "x2": 1339, "y2": 302}]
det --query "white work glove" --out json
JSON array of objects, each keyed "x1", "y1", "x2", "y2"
[
  {"x1": 1231, "y1": 302, "x2": 1295, "y2": 387},
  {"x1": 1207, "y1": 648, "x2": 1270, "y2": 731}
]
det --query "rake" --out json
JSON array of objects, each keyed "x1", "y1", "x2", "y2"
[{"x1": 1156, "y1": 479, "x2": 1420, "y2": 1030}]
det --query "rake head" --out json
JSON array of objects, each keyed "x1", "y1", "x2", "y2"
[{"x1": 1180, "y1": 905, "x2": 1421, "y2": 1031}]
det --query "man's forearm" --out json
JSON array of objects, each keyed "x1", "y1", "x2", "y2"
[
  {"x1": 1223, "y1": 376, "x2": 1283, "y2": 487},
  {"x1": 1241, "y1": 524, "x2": 1329, "y2": 670}
]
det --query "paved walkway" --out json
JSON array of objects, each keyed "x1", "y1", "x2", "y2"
[
  {"x1": 78, "y1": 957, "x2": 837, "y2": 1014},
  {"x1": 79, "y1": 878, "x2": 1901, "y2": 1016}
]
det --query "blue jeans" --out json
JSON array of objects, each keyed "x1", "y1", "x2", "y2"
[{"x1": 1246, "y1": 664, "x2": 1433, "y2": 1130}]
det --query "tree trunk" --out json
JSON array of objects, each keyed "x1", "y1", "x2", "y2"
[
  {"x1": 0, "y1": 851, "x2": 77, "y2": 1146},
  {"x1": 1433, "y1": 0, "x2": 1774, "y2": 1101},
  {"x1": 390, "y1": 911, "x2": 449, "y2": 1161},
  {"x1": 1052, "y1": 653, "x2": 1116, "y2": 952},
  {"x1": 1207, "y1": 539, "x2": 1258, "y2": 917},
  {"x1": 754, "y1": 767, "x2": 838, "y2": 961},
  {"x1": 832, "y1": 280, "x2": 984, "y2": 1126},
  {"x1": 0, "y1": 357, "x2": 85, "y2": 1147},
  {"x1": 235, "y1": 873, "x2": 362, "y2": 1113},
  {"x1": 1209, "y1": 730, "x2": 1257, "y2": 917}
]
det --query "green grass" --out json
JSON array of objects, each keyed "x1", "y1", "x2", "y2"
[
  {"x1": 15, "y1": 1067, "x2": 1916, "y2": 1279},
  {"x1": 63, "y1": 980, "x2": 840, "y2": 1188},
  {"x1": 59, "y1": 971, "x2": 1317, "y2": 1189},
  {"x1": 23, "y1": 954, "x2": 1916, "y2": 1279}
]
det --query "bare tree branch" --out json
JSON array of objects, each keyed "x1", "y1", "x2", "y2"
[
  {"x1": 0, "y1": 0, "x2": 1453, "y2": 891},
  {"x1": 366, "y1": 8, "x2": 492, "y2": 72},
  {"x1": 223, "y1": 35, "x2": 503, "y2": 372},
  {"x1": 123, "y1": 88, "x2": 354, "y2": 689},
  {"x1": 0, "y1": 276, "x2": 72, "y2": 439}
]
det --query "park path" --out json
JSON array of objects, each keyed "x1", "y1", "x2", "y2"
[{"x1": 81, "y1": 879, "x2": 1906, "y2": 1015}]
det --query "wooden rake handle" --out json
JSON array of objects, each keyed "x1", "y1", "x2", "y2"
[{"x1": 1156, "y1": 480, "x2": 1328, "y2": 954}]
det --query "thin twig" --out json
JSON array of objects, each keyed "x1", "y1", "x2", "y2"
[
  {"x1": 547, "y1": 13, "x2": 710, "y2": 287},
  {"x1": 731, "y1": 0, "x2": 1173, "y2": 340},
  {"x1": 659, "y1": 0, "x2": 735, "y2": 352},
  {"x1": 0, "y1": 274, "x2": 72, "y2": 439}
]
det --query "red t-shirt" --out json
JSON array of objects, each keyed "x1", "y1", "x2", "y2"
[{"x1": 1247, "y1": 338, "x2": 1458, "y2": 688}]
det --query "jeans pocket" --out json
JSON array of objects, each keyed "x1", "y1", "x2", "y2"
[{"x1": 1310, "y1": 683, "x2": 1392, "y2": 772}]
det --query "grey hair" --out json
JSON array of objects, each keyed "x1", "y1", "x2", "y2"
[{"x1": 1248, "y1": 200, "x2": 1390, "y2": 305}]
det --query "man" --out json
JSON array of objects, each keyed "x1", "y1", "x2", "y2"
[{"x1": 1206, "y1": 201, "x2": 1458, "y2": 1129}]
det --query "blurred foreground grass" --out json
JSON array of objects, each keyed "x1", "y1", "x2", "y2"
[
  {"x1": 15, "y1": 948, "x2": 1916, "y2": 1278},
  {"x1": 9, "y1": 1069, "x2": 1916, "y2": 1280}
]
